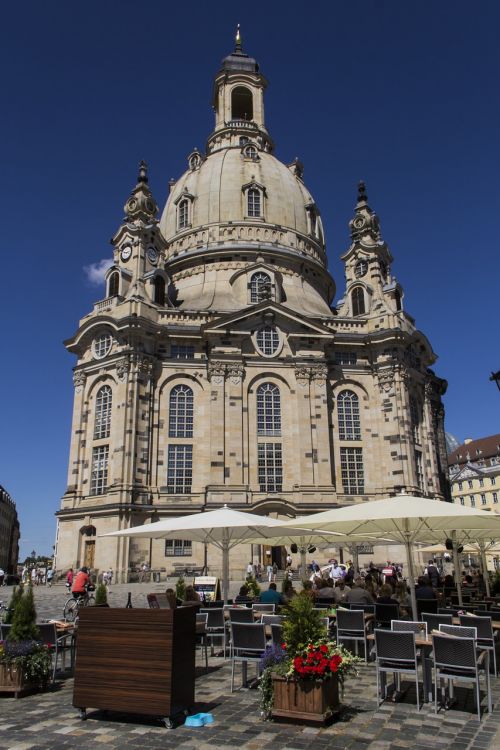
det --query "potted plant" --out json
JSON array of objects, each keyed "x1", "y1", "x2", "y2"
[
  {"x1": 175, "y1": 576, "x2": 186, "y2": 602},
  {"x1": 0, "y1": 586, "x2": 51, "y2": 697},
  {"x1": 94, "y1": 583, "x2": 109, "y2": 607},
  {"x1": 246, "y1": 574, "x2": 261, "y2": 599},
  {"x1": 259, "y1": 593, "x2": 360, "y2": 724}
]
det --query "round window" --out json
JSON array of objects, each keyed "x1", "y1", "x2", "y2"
[
  {"x1": 256, "y1": 326, "x2": 280, "y2": 357},
  {"x1": 92, "y1": 333, "x2": 113, "y2": 360}
]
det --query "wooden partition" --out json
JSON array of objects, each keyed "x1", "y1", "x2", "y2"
[{"x1": 73, "y1": 607, "x2": 196, "y2": 722}]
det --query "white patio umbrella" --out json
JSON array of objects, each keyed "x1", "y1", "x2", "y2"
[
  {"x1": 244, "y1": 530, "x2": 347, "y2": 577},
  {"x1": 418, "y1": 540, "x2": 500, "y2": 596},
  {"x1": 280, "y1": 494, "x2": 500, "y2": 618},
  {"x1": 102, "y1": 505, "x2": 308, "y2": 602}
]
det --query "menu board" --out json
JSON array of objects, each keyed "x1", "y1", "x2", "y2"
[{"x1": 193, "y1": 576, "x2": 221, "y2": 602}]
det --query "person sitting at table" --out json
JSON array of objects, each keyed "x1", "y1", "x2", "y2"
[
  {"x1": 165, "y1": 588, "x2": 178, "y2": 609},
  {"x1": 376, "y1": 583, "x2": 399, "y2": 606},
  {"x1": 344, "y1": 577, "x2": 375, "y2": 605},
  {"x1": 182, "y1": 585, "x2": 201, "y2": 606},
  {"x1": 462, "y1": 573, "x2": 474, "y2": 588},
  {"x1": 331, "y1": 578, "x2": 350, "y2": 604},
  {"x1": 282, "y1": 578, "x2": 297, "y2": 602},
  {"x1": 234, "y1": 584, "x2": 254, "y2": 604},
  {"x1": 415, "y1": 576, "x2": 436, "y2": 600},
  {"x1": 259, "y1": 582, "x2": 283, "y2": 605},
  {"x1": 394, "y1": 580, "x2": 411, "y2": 609},
  {"x1": 301, "y1": 580, "x2": 315, "y2": 600},
  {"x1": 315, "y1": 578, "x2": 335, "y2": 599},
  {"x1": 364, "y1": 576, "x2": 378, "y2": 600}
]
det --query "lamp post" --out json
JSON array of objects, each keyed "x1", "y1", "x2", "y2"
[{"x1": 490, "y1": 371, "x2": 500, "y2": 392}]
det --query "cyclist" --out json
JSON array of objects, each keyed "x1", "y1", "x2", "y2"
[{"x1": 72, "y1": 566, "x2": 90, "y2": 600}]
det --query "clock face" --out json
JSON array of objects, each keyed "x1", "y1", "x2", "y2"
[
  {"x1": 120, "y1": 244, "x2": 132, "y2": 262},
  {"x1": 355, "y1": 260, "x2": 368, "y2": 278},
  {"x1": 147, "y1": 247, "x2": 158, "y2": 264}
]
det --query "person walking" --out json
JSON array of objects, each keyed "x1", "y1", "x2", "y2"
[
  {"x1": 267, "y1": 563, "x2": 273, "y2": 582},
  {"x1": 272, "y1": 562, "x2": 278, "y2": 582},
  {"x1": 46, "y1": 568, "x2": 54, "y2": 587},
  {"x1": 66, "y1": 567, "x2": 74, "y2": 592}
]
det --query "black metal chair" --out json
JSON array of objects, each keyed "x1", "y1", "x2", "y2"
[
  {"x1": 336, "y1": 609, "x2": 370, "y2": 663},
  {"x1": 37, "y1": 623, "x2": 60, "y2": 682},
  {"x1": 230, "y1": 622, "x2": 267, "y2": 691},
  {"x1": 350, "y1": 603, "x2": 375, "y2": 614},
  {"x1": 391, "y1": 620, "x2": 428, "y2": 638},
  {"x1": 422, "y1": 613, "x2": 453, "y2": 633},
  {"x1": 252, "y1": 603, "x2": 275, "y2": 615},
  {"x1": 416, "y1": 599, "x2": 438, "y2": 617},
  {"x1": 439, "y1": 624, "x2": 477, "y2": 639},
  {"x1": 374, "y1": 629, "x2": 421, "y2": 709},
  {"x1": 200, "y1": 607, "x2": 226, "y2": 658},
  {"x1": 460, "y1": 615, "x2": 497, "y2": 676},
  {"x1": 270, "y1": 623, "x2": 283, "y2": 647},
  {"x1": 227, "y1": 607, "x2": 254, "y2": 624},
  {"x1": 375, "y1": 603, "x2": 400, "y2": 629},
  {"x1": 432, "y1": 634, "x2": 492, "y2": 719},
  {"x1": 195, "y1": 613, "x2": 209, "y2": 672},
  {"x1": 261, "y1": 614, "x2": 283, "y2": 626},
  {"x1": 438, "y1": 607, "x2": 462, "y2": 616}
]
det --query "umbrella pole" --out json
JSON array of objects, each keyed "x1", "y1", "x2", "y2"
[
  {"x1": 403, "y1": 536, "x2": 418, "y2": 621},
  {"x1": 222, "y1": 533, "x2": 230, "y2": 604},
  {"x1": 451, "y1": 531, "x2": 463, "y2": 607},
  {"x1": 299, "y1": 539, "x2": 307, "y2": 581},
  {"x1": 352, "y1": 545, "x2": 359, "y2": 576},
  {"x1": 478, "y1": 541, "x2": 491, "y2": 597}
]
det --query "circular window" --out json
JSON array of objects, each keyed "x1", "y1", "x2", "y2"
[
  {"x1": 92, "y1": 333, "x2": 113, "y2": 360},
  {"x1": 354, "y1": 260, "x2": 368, "y2": 278},
  {"x1": 244, "y1": 144, "x2": 257, "y2": 159},
  {"x1": 256, "y1": 326, "x2": 280, "y2": 357}
]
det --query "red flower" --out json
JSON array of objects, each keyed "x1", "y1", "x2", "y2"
[
  {"x1": 281, "y1": 643, "x2": 287, "y2": 649},
  {"x1": 320, "y1": 644, "x2": 328, "y2": 654}
]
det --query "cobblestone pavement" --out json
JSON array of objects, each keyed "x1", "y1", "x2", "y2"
[{"x1": 0, "y1": 584, "x2": 499, "y2": 750}]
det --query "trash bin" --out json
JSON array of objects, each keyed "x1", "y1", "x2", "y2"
[{"x1": 153, "y1": 571, "x2": 161, "y2": 583}]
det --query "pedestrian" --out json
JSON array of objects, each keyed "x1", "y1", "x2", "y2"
[
  {"x1": 272, "y1": 562, "x2": 278, "y2": 582},
  {"x1": 267, "y1": 563, "x2": 273, "y2": 582},
  {"x1": 246, "y1": 562, "x2": 254, "y2": 579},
  {"x1": 46, "y1": 568, "x2": 54, "y2": 587},
  {"x1": 286, "y1": 552, "x2": 292, "y2": 568},
  {"x1": 66, "y1": 567, "x2": 74, "y2": 592},
  {"x1": 139, "y1": 562, "x2": 149, "y2": 583},
  {"x1": 425, "y1": 560, "x2": 440, "y2": 588}
]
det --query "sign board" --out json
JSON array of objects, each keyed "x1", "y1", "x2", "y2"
[
  {"x1": 193, "y1": 576, "x2": 221, "y2": 602},
  {"x1": 355, "y1": 544, "x2": 374, "y2": 555}
]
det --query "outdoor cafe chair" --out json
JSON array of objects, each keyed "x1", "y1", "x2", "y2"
[
  {"x1": 350, "y1": 603, "x2": 375, "y2": 615},
  {"x1": 230, "y1": 622, "x2": 267, "y2": 692},
  {"x1": 270, "y1": 624, "x2": 283, "y2": 647},
  {"x1": 252, "y1": 603, "x2": 275, "y2": 615},
  {"x1": 336, "y1": 608, "x2": 370, "y2": 663},
  {"x1": 422, "y1": 613, "x2": 453, "y2": 632},
  {"x1": 438, "y1": 607, "x2": 462, "y2": 617},
  {"x1": 227, "y1": 607, "x2": 254, "y2": 624},
  {"x1": 37, "y1": 623, "x2": 61, "y2": 683},
  {"x1": 391, "y1": 620, "x2": 428, "y2": 638},
  {"x1": 460, "y1": 615, "x2": 497, "y2": 676},
  {"x1": 416, "y1": 599, "x2": 438, "y2": 617},
  {"x1": 195, "y1": 613, "x2": 209, "y2": 673},
  {"x1": 200, "y1": 607, "x2": 227, "y2": 658},
  {"x1": 146, "y1": 593, "x2": 160, "y2": 609},
  {"x1": 440, "y1": 624, "x2": 478, "y2": 640},
  {"x1": 261, "y1": 614, "x2": 283, "y2": 626},
  {"x1": 375, "y1": 603, "x2": 400, "y2": 629},
  {"x1": 374, "y1": 629, "x2": 421, "y2": 710},
  {"x1": 432, "y1": 634, "x2": 492, "y2": 720}
]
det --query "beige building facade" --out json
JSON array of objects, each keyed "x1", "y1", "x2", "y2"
[
  {"x1": 0, "y1": 485, "x2": 20, "y2": 574},
  {"x1": 449, "y1": 434, "x2": 500, "y2": 512},
  {"x1": 55, "y1": 37, "x2": 449, "y2": 580}
]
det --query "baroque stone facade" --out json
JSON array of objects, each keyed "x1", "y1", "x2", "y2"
[
  {"x1": 55, "y1": 35, "x2": 449, "y2": 580},
  {"x1": 0, "y1": 485, "x2": 20, "y2": 574}
]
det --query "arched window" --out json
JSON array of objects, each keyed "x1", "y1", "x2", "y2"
[
  {"x1": 243, "y1": 144, "x2": 257, "y2": 159},
  {"x1": 337, "y1": 390, "x2": 361, "y2": 440},
  {"x1": 256, "y1": 326, "x2": 280, "y2": 357},
  {"x1": 351, "y1": 287, "x2": 365, "y2": 316},
  {"x1": 250, "y1": 272, "x2": 272, "y2": 303},
  {"x1": 154, "y1": 276, "x2": 165, "y2": 306},
  {"x1": 231, "y1": 86, "x2": 253, "y2": 120},
  {"x1": 247, "y1": 188, "x2": 261, "y2": 217},
  {"x1": 108, "y1": 271, "x2": 119, "y2": 297},
  {"x1": 257, "y1": 383, "x2": 281, "y2": 436},
  {"x1": 169, "y1": 384, "x2": 194, "y2": 438},
  {"x1": 94, "y1": 385, "x2": 112, "y2": 439},
  {"x1": 178, "y1": 199, "x2": 189, "y2": 229}
]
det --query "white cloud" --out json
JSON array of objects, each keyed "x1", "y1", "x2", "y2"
[{"x1": 83, "y1": 258, "x2": 114, "y2": 285}]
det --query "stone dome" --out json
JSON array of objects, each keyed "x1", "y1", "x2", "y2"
[{"x1": 159, "y1": 147, "x2": 326, "y2": 268}]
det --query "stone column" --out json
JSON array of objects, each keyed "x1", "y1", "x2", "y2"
[
  {"x1": 225, "y1": 364, "x2": 245, "y2": 485},
  {"x1": 294, "y1": 366, "x2": 315, "y2": 486},
  {"x1": 208, "y1": 361, "x2": 226, "y2": 486},
  {"x1": 309, "y1": 365, "x2": 332, "y2": 486}
]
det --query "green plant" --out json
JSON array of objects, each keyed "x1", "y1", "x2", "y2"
[
  {"x1": 3, "y1": 585, "x2": 23, "y2": 625},
  {"x1": 281, "y1": 592, "x2": 323, "y2": 656},
  {"x1": 8, "y1": 587, "x2": 40, "y2": 642},
  {"x1": 0, "y1": 640, "x2": 52, "y2": 687},
  {"x1": 94, "y1": 583, "x2": 108, "y2": 606},
  {"x1": 246, "y1": 574, "x2": 261, "y2": 598},
  {"x1": 175, "y1": 576, "x2": 186, "y2": 602}
]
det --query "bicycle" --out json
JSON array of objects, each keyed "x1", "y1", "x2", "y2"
[{"x1": 63, "y1": 589, "x2": 96, "y2": 622}]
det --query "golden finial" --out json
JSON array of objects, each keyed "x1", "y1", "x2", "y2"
[{"x1": 235, "y1": 23, "x2": 242, "y2": 51}]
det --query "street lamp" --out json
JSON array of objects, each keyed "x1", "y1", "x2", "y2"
[{"x1": 490, "y1": 371, "x2": 500, "y2": 392}]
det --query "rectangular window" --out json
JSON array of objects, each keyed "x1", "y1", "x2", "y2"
[
  {"x1": 334, "y1": 352, "x2": 357, "y2": 366},
  {"x1": 164, "y1": 539, "x2": 192, "y2": 556},
  {"x1": 481, "y1": 493, "x2": 487, "y2": 505},
  {"x1": 167, "y1": 445, "x2": 192, "y2": 494},
  {"x1": 469, "y1": 494, "x2": 475, "y2": 507},
  {"x1": 492, "y1": 477, "x2": 496, "y2": 486},
  {"x1": 91, "y1": 445, "x2": 109, "y2": 495},
  {"x1": 459, "y1": 497, "x2": 465, "y2": 505},
  {"x1": 458, "y1": 481, "x2": 463, "y2": 491},
  {"x1": 170, "y1": 345, "x2": 195, "y2": 359},
  {"x1": 468, "y1": 479, "x2": 473, "y2": 489},
  {"x1": 340, "y1": 447, "x2": 364, "y2": 494},
  {"x1": 415, "y1": 450, "x2": 424, "y2": 490},
  {"x1": 258, "y1": 442, "x2": 283, "y2": 492},
  {"x1": 479, "y1": 478, "x2": 484, "y2": 487},
  {"x1": 494, "y1": 492, "x2": 498, "y2": 504}
]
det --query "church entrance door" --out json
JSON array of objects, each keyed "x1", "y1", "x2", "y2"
[{"x1": 84, "y1": 540, "x2": 95, "y2": 569}]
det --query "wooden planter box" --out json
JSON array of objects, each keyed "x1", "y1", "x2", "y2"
[
  {"x1": 271, "y1": 674, "x2": 340, "y2": 724},
  {"x1": 0, "y1": 664, "x2": 39, "y2": 698},
  {"x1": 73, "y1": 607, "x2": 196, "y2": 726}
]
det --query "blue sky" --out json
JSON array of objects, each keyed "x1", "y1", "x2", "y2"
[{"x1": 1, "y1": 1, "x2": 499, "y2": 559}]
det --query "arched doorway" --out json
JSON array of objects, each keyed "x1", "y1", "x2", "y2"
[
  {"x1": 252, "y1": 500, "x2": 296, "y2": 573},
  {"x1": 80, "y1": 525, "x2": 96, "y2": 569}
]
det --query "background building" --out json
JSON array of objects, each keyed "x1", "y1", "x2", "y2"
[
  {"x1": 448, "y1": 434, "x2": 500, "y2": 511},
  {"x1": 55, "y1": 37, "x2": 449, "y2": 580},
  {"x1": 0, "y1": 485, "x2": 20, "y2": 574}
]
